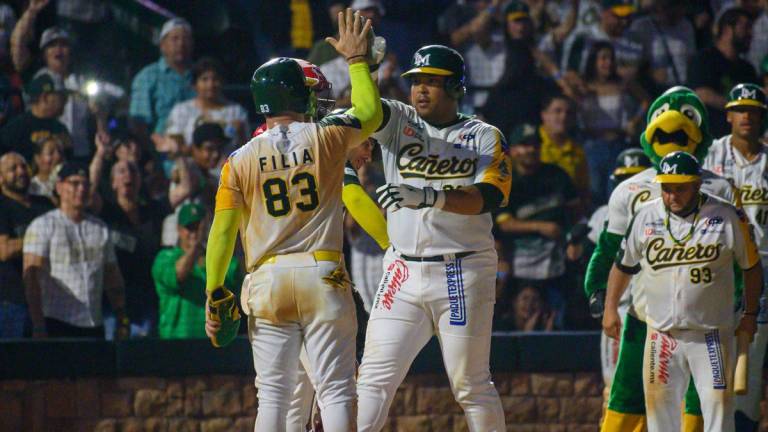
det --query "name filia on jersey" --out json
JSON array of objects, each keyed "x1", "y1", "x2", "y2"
[
  {"x1": 397, "y1": 143, "x2": 477, "y2": 179},
  {"x1": 738, "y1": 185, "x2": 768, "y2": 205},
  {"x1": 645, "y1": 237, "x2": 722, "y2": 270},
  {"x1": 258, "y1": 148, "x2": 315, "y2": 173}
]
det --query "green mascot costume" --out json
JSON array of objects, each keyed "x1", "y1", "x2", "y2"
[{"x1": 585, "y1": 87, "x2": 717, "y2": 432}]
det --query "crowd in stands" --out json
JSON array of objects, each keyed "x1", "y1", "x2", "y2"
[{"x1": 1, "y1": 0, "x2": 767, "y2": 339}]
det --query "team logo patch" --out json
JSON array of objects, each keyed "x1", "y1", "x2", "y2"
[
  {"x1": 648, "y1": 331, "x2": 677, "y2": 385},
  {"x1": 404, "y1": 126, "x2": 415, "y2": 137},
  {"x1": 706, "y1": 217, "x2": 723, "y2": 225},
  {"x1": 374, "y1": 260, "x2": 410, "y2": 310},
  {"x1": 705, "y1": 330, "x2": 727, "y2": 389},
  {"x1": 446, "y1": 259, "x2": 466, "y2": 326}
]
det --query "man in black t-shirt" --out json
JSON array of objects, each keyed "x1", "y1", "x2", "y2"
[
  {"x1": 0, "y1": 73, "x2": 71, "y2": 161},
  {"x1": 494, "y1": 125, "x2": 582, "y2": 329},
  {"x1": 0, "y1": 152, "x2": 52, "y2": 338},
  {"x1": 99, "y1": 160, "x2": 163, "y2": 337},
  {"x1": 688, "y1": 7, "x2": 758, "y2": 137}
]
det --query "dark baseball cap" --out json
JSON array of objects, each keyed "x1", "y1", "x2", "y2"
[
  {"x1": 26, "y1": 73, "x2": 66, "y2": 98},
  {"x1": 193, "y1": 122, "x2": 227, "y2": 146},
  {"x1": 508, "y1": 123, "x2": 541, "y2": 146},
  {"x1": 178, "y1": 203, "x2": 205, "y2": 227},
  {"x1": 57, "y1": 161, "x2": 89, "y2": 181}
]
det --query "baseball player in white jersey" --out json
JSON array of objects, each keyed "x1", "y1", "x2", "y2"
[
  {"x1": 591, "y1": 148, "x2": 651, "y2": 402},
  {"x1": 203, "y1": 10, "x2": 382, "y2": 431},
  {"x1": 585, "y1": 86, "x2": 737, "y2": 431},
  {"x1": 604, "y1": 151, "x2": 762, "y2": 432},
  {"x1": 703, "y1": 83, "x2": 768, "y2": 431},
  {"x1": 355, "y1": 44, "x2": 511, "y2": 432}
]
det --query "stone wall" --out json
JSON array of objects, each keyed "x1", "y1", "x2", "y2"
[
  {"x1": 3, "y1": 372, "x2": 767, "y2": 431},
  {"x1": 1, "y1": 372, "x2": 604, "y2": 432}
]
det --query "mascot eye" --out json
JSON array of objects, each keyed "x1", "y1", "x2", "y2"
[
  {"x1": 650, "y1": 103, "x2": 670, "y2": 121},
  {"x1": 680, "y1": 104, "x2": 702, "y2": 126}
]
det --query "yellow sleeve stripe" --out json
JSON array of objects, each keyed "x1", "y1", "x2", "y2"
[
  {"x1": 215, "y1": 160, "x2": 243, "y2": 211},
  {"x1": 738, "y1": 217, "x2": 760, "y2": 268},
  {"x1": 479, "y1": 130, "x2": 512, "y2": 203},
  {"x1": 343, "y1": 183, "x2": 390, "y2": 250}
]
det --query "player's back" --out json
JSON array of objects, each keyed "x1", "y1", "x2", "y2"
[{"x1": 222, "y1": 121, "x2": 347, "y2": 271}]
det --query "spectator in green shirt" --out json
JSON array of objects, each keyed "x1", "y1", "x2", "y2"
[{"x1": 153, "y1": 203, "x2": 240, "y2": 339}]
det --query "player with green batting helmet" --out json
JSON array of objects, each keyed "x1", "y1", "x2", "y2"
[
  {"x1": 250, "y1": 57, "x2": 316, "y2": 117},
  {"x1": 654, "y1": 151, "x2": 702, "y2": 184}
]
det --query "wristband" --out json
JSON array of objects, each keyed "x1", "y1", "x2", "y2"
[
  {"x1": 433, "y1": 190, "x2": 446, "y2": 209},
  {"x1": 744, "y1": 311, "x2": 759, "y2": 316},
  {"x1": 346, "y1": 55, "x2": 366, "y2": 62}
]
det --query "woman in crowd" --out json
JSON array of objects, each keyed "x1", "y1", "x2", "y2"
[
  {"x1": 578, "y1": 41, "x2": 647, "y2": 205},
  {"x1": 29, "y1": 135, "x2": 63, "y2": 201},
  {"x1": 163, "y1": 57, "x2": 249, "y2": 157}
]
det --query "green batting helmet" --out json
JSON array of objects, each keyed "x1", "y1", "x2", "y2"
[
  {"x1": 401, "y1": 45, "x2": 466, "y2": 99},
  {"x1": 653, "y1": 151, "x2": 702, "y2": 184},
  {"x1": 611, "y1": 148, "x2": 650, "y2": 182},
  {"x1": 250, "y1": 58, "x2": 315, "y2": 117}
]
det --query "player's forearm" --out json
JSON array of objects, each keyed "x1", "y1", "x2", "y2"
[
  {"x1": 348, "y1": 62, "x2": 383, "y2": 138},
  {"x1": 205, "y1": 209, "x2": 241, "y2": 293},
  {"x1": 742, "y1": 264, "x2": 764, "y2": 315},
  {"x1": 584, "y1": 230, "x2": 622, "y2": 297},
  {"x1": 605, "y1": 264, "x2": 632, "y2": 311},
  {"x1": 343, "y1": 183, "x2": 390, "y2": 250}
]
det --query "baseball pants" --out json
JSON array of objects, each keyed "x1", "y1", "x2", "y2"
[
  {"x1": 602, "y1": 313, "x2": 703, "y2": 432},
  {"x1": 356, "y1": 248, "x2": 505, "y2": 432},
  {"x1": 643, "y1": 327, "x2": 735, "y2": 432},
  {"x1": 242, "y1": 252, "x2": 358, "y2": 431},
  {"x1": 286, "y1": 348, "x2": 316, "y2": 432}
]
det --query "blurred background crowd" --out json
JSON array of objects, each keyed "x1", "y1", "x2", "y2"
[{"x1": 1, "y1": 0, "x2": 767, "y2": 340}]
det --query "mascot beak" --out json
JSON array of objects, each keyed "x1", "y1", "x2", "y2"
[{"x1": 645, "y1": 110, "x2": 702, "y2": 157}]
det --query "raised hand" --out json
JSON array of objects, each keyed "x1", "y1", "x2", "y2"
[{"x1": 325, "y1": 8, "x2": 372, "y2": 63}]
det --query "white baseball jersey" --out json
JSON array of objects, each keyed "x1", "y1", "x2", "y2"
[
  {"x1": 617, "y1": 195, "x2": 759, "y2": 331},
  {"x1": 216, "y1": 114, "x2": 367, "y2": 271},
  {"x1": 704, "y1": 136, "x2": 768, "y2": 263},
  {"x1": 605, "y1": 166, "x2": 736, "y2": 320},
  {"x1": 372, "y1": 99, "x2": 511, "y2": 256}
]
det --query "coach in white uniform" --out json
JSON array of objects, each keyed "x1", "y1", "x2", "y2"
[
  {"x1": 604, "y1": 151, "x2": 762, "y2": 432},
  {"x1": 703, "y1": 83, "x2": 768, "y2": 431},
  {"x1": 357, "y1": 45, "x2": 511, "y2": 432}
]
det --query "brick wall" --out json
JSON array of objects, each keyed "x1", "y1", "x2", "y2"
[{"x1": 1, "y1": 372, "x2": 604, "y2": 432}]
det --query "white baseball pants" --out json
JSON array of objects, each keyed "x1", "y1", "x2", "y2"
[
  {"x1": 242, "y1": 253, "x2": 358, "y2": 431},
  {"x1": 356, "y1": 248, "x2": 505, "y2": 432},
  {"x1": 643, "y1": 326, "x2": 735, "y2": 432}
]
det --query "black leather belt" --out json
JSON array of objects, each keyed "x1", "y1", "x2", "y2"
[{"x1": 395, "y1": 250, "x2": 475, "y2": 262}]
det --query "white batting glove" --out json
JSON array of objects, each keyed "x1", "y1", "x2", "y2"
[{"x1": 376, "y1": 183, "x2": 444, "y2": 211}]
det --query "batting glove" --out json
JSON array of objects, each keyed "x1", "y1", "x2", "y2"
[
  {"x1": 207, "y1": 286, "x2": 241, "y2": 348},
  {"x1": 588, "y1": 290, "x2": 606, "y2": 319},
  {"x1": 376, "y1": 183, "x2": 444, "y2": 211}
]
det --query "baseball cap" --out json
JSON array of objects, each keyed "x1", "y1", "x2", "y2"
[
  {"x1": 508, "y1": 123, "x2": 541, "y2": 146},
  {"x1": 39, "y1": 26, "x2": 70, "y2": 50},
  {"x1": 26, "y1": 73, "x2": 66, "y2": 98},
  {"x1": 601, "y1": 0, "x2": 635, "y2": 17},
  {"x1": 350, "y1": 0, "x2": 385, "y2": 15},
  {"x1": 178, "y1": 203, "x2": 205, "y2": 227},
  {"x1": 505, "y1": 1, "x2": 531, "y2": 21},
  {"x1": 193, "y1": 123, "x2": 227, "y2": 146},
  {"x1": 57, "y1": 161, "x2": 89, "y2": 181},
  {"x1": 159, "y1": 17, "x2": 192, "y2": 42},
  {"x1": 725, "y1": 83, "x2": 767, "y2": 110},
  {"x1": 654, "y1": 151, "x2": 702, "y2": 183}
]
